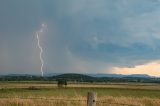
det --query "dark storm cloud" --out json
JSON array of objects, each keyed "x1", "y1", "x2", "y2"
[{"x1": 0, "y1": 0, "x2": 160, "y2": 74}]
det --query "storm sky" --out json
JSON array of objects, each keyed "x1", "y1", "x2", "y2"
[{"x1": 1, "y1": 0, "x2": 160, "y2": 76}]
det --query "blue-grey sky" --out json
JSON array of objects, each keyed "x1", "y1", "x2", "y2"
[{"x1": 1, "y1": 0, "x2": 160, "y2": 76}]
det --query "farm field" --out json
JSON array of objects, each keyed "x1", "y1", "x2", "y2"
[{"x1": 0, "y1": 81, "x2": 160, "y2": 106}]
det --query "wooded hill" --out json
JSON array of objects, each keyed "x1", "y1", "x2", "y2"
[{"x1": 0, "y1": 73, "x2": 160, "y2": 83}]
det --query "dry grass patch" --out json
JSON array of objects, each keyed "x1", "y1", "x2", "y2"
[{"x1": 0, "y1": 96, "x2": 159, "y2": 106}]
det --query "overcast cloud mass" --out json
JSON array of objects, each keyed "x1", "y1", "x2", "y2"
[{"x1": 1, "y1": 0, "x2": 160, "y2": 76}]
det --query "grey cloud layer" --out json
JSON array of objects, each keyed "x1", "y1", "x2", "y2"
[{"x1": 0, "y1": 0, "x2": 160, "y2": 74}]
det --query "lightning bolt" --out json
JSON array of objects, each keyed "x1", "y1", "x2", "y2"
[{"x1": 36, "y1": 24, "x2": 46, "y2": 77}]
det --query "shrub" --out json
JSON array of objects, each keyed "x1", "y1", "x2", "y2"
[{"x1": 57, "y1": 79, "x2": 67, "y2": 88}]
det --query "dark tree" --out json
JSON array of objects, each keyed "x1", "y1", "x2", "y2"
[{"x1": 57, "y1": 79, "x2": 67, "y2": 88}]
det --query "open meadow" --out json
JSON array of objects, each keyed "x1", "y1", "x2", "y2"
[{"x1": 0, "y1": 81, "x2": 160, "y2": 106}]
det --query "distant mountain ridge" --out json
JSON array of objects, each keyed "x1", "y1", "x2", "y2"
[
  {"x1": 0, "y1": 73, "x2": 159, "y2": 83},
  {"x1": 88, "y1": 74, "x2": 153, "y2": 78},
  {"x1": 1, "y1": 73, "x2": 155, "y2": 78},
  {"x1": 51, "y1": 73, "x2": 96, "y2": 81}
]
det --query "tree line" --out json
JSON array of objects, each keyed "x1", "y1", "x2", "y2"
[{"x1": 0, "y1": 73, "x2": 160, "y2": 83}]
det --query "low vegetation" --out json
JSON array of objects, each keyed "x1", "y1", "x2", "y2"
[
  {"x1": 0, "y1": 73, "x2": 160, "y2": 83},
  {"x1": 0, "y1": 81, "x2": 160, "y2": 106},
  {"x1": 0, "y1": 96, "x2": 160, "y2": 106}
]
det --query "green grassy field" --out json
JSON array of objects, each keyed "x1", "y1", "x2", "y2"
[
  {"x1": 1, "y1": 87, "x2": 160, "y2": 98},
  {"x1": 0, "y1": 82, "x2": 160, "y2": 106}
]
